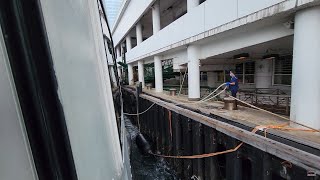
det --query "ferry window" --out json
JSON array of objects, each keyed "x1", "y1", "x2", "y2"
[{"x1": 273, "y1": 56, "x2": 292, "y2": 85}]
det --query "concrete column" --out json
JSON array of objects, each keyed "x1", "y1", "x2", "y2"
[
  {"x1": 207, "y1": 72, "x2": 217, "y2": 88},
  {"x1": 117, "y1": 66, "x2": 122, "y2": 80},
  {"x1": 187, "y1": 0, "x2": 199, "y2": 12},
  {"x1": 255, "y1": 59, "x2": 272, "y2": 89},
  {"x1": 128, "y1": 63, "x2": 134, "y2": 85},
  {"x1": 116, "y1": 46, "x2": 121, "y2": 58},
  {"x1": 136, "y1": 22, "x2": 143, "y2": 45},
  {"x1": 152, "y1": 1, "x2": 161, "y2": 34},
  {"x1": 109, "y1": 66, "x2": 117, "y2": 87},
  {"x1": 154, "y1": 56, "x2": 163, "y2": 92},
  {"x1": 291, "y1": 7, "x2": 320, "y2": 129},
  {"x1": 188, "y1": 45, "x2": 200, "y2": 100},
  {"x1": 126, "y1": 35, "x2": 132, "y2": 50},
  {"x1": 138, "y1": 60, "x2": 145, "y2": 88}
]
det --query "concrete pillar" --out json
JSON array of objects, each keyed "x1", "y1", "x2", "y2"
[
  {"x1": 109, "y1": 66, "x2": 117, "y2": 87},
  {"x1": 116, "y1": 46, "x2": 121, "y2": 58},
  {"x1": 291, "y1": 7, "x2": 320, "y2": 129},
  {"x1": 136, "y1": 22, "x2": 143, "y2": 45},
  {"x1": 207, "y1": 72, "x2": 217, "y2": 88},
  {"x1": 138, "y1": 60, "x2": 145, "y2": 88},
  {"x1": 188, "y1": 45, "x2": 200, "y2": 100},
  {"x1": 255, "y1": 59, "x2": 272, "y2": 89},
  {"x1": 126, "y1": 35, "x2": 132, "y2": 50},
  {"x1": 117, "y1": 66, "x2": 122, "y2": 80},
  {"x1": 187, "y1": 0, "x2": 199, "y2": 12},
  {"x1": 128, "y1": 63, "x2": 134, "y2": 85},
  {"x1": 154, "y1": 56, "x2": 163, "y2": 92},
  {"x1": 152, "y1": 1, "x2": 161, "y2": 34}
]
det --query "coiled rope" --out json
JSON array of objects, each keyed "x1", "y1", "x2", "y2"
[{"x1": 123, "y1": 102, "x2": 156, "y2": 116}]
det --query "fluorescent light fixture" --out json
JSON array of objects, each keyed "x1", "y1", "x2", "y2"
[
  {"x1": 262, "y1": 54, "x2": 279, "y2": 60},
  {"x1": 233, "y1": 53, "x2": 249, "y2": 60}
]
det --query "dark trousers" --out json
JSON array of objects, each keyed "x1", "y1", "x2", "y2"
[
  {"x1": 231, "y1": 91, "x2": 237, "y2": 106},
  {"x1": 231, "y1": 91, "x2": 237, "y2": 98}
]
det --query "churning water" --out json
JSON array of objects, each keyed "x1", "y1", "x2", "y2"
[{"x1": 124, "y1": 116, "x2": 177, "y2": 180}]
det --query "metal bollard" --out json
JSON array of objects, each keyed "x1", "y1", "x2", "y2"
[
  {"x1": 146, "y1": 83, "x2": 152, "y2": 90},
  {"x1": 169, "y1": 88, "x2": 177, "y2": 96},
  {"x1": 224, "y1": 97, "x2": 237, "y2": 110}
]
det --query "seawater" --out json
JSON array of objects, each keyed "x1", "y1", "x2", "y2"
[{"x1": 124, "y1": 116, "x2": 177, "y2": 180}]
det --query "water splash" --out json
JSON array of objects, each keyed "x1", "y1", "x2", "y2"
[{"x1": 124, "y1": 116, "x2": 177, "y2": 180}]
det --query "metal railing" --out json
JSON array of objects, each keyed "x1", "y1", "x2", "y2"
[{"x1": 238, "y1": 88, "x2": 291, "y2": 115}]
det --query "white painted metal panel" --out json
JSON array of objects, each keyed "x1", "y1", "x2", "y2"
[
  {"x1": 39, "y1": 0, "x2": 123, "y2": 179},
  {"x1": 0, "y1": 26, "x2": 37, "y2": 180}
]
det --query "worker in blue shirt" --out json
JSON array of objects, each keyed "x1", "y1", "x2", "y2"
[{"x1": 226, "y1": 70, "x2": 239, "y2": 98}]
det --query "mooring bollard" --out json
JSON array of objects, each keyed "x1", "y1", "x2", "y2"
[
  {"x1": 169, "y1": 88, "x2": 177, "y2": 96},
  {"x1": 224, "y1": 97, "x2": 237, "y2": 110},
  {"x1": 146, "y1": 83, "x2": 152, "y2": 90}
]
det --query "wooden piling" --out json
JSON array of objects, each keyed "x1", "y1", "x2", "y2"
[
  {"x1": 182, "y1": 117, "x2": 193, "y2": 179},
  {"x1": 192, "y1": 121, "x2": 204, "y2": 180},
  {"x1": 262, "y1": 153, "x2": 272, "y2": 180},
  {"x1": 203, "y1": 125, "x2": 219, "y2": 180},
  {"x1": 226, "y1": 138, "x2": 242, "y2": 180},
  {"x1": 172, "y1": 112, "x2": 183, "y2": 177},
  {"x1": 121, "y1": 88, "x2": 320, "y2": 180}
]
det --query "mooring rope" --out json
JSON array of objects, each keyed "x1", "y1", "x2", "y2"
[
  {"x1": 150, "y1": 126, "x2": 261, "y2": 159},
  {"x1": 151, "y1": 122, "x2": 318, "y2": 159},
  {"x1": 228, "y1": 96, "x2": 320, "y2": 133},
  {"x1": 123, "y1": 102, "x2": 156, "y2": 116},
  {"x1": 175, "y1": 86, "x2": 227, "y2": 106}
]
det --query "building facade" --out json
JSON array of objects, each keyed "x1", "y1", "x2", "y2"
[{"x1": 112, "y1": 0, "x2": 320, "y2": 129}]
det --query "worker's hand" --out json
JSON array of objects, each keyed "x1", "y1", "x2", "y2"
[{"x1": 226, "y1": 82, "x2": 230, "y2": 86}]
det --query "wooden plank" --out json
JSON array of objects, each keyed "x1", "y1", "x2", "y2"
[
  {"x1": 203, "y1": 126, "x2": 219, "y2": 180},
  {"x1": 192, "y1": 121, "x2": 204, "y2": 180},
  {"x1": 182, "y1": 117, "x2": 193, "y2": 179},
  {"x1": 140, "y1": 93, "x2": 320, "y2": 174}
]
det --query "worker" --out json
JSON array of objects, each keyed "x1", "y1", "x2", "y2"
[{"x1": 226, "y1": 70, "x2": 239, "y2": 98}]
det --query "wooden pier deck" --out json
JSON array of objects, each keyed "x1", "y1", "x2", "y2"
[
  {"x1": 120, "y1": 87, "x2": 320, "y2": 180},
  {"x1": 143, "y1": 89, "x2": 320, "y2": 150}
]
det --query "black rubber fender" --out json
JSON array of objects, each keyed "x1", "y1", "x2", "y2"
[{"x1": 135, "y1": 133, "x2": 152, "y2": 155}]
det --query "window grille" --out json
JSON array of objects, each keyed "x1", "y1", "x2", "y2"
[
  {"x1": 234, "y1": 61, "x2": 255, "y2": 84},
  {"x1": 216, "y1": 71, "x2": 224, "y2": 82},
  {"x1": 244, "y1": 62, "x2": 255, "y2": 84},
  {"x1": 273, "y1": 55, "x2": 292, "y2": 85}
]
